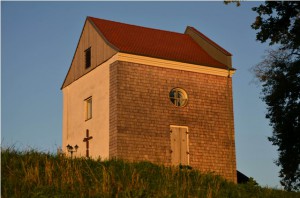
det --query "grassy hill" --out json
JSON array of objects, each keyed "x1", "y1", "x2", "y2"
[{"x1": 1, "y1": 148, "x2": 299, "y2": 198}]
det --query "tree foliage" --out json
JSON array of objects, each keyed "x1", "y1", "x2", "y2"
[
  {"x1": 253, "y1": 50, "x2": 300, "y2": 191},
  {"x1": 251, "y1": 1, "x2": 300, "y2": 51},
  {"x1": 251, "y1": 1, "x2": 300, "y2": 191},
  {"x1": 223, "y1": 0, "x2": 240, "y2": 7}
]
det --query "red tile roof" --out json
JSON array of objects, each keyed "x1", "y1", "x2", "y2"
[{"x1": 88, "y1": 17, "x2": 229, "y2": 69}]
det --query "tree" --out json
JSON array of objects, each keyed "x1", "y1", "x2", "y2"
[
  {"x1": 250, "y1": 1, "x2": 300, "y2": 191},
  {"x1": 251, "y1": 1, "x2": 300, "y2": 51},
  {"x1": 252, "y1": 49, "x2": 300, "y2": 191}
]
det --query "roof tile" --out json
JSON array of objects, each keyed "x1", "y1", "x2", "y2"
[{"x1": 88, "y1": 17, "x2": 228, "y2": 69}]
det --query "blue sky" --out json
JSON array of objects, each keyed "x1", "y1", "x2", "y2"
[{"x1": 2, "y1": 2, "x2": 280, "y2": 188}]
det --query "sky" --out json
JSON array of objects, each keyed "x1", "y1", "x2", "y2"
[{"x1": 2, "y1": 1, "x2": 281, "y2": 188}]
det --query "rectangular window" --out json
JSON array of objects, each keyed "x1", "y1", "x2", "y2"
[
  {"x1": 85, "y1": 47, "x2": 91, "y2": 69},
  {"x1": 85, "y1": 97, "x2": 92, "y2": 120}
]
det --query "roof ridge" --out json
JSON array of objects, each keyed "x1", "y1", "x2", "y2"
[{"x1": 88, "y1": 16, "x2": 185, "y2": 36}]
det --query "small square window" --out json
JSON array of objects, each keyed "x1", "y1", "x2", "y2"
[
  {"x1": 85, "y1": 47, "x2": 91, "y2": 69},
  {"x1": 85, "y1": 97, "x2": 92, "y2": 120}
]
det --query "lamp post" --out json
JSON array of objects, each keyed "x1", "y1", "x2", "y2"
[{"x1": 66, "y1": 144, "x2": 79, "y2": 158}]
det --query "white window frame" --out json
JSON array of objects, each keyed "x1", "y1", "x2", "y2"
[{"x1": 85, "y1": 96, "x2": 92, "y2": 121}]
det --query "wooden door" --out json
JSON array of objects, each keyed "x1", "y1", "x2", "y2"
[{"x1": 170, "y1": 126, "x2": 189, "y2": 165}]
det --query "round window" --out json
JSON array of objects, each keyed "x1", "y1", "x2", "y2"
[{"x1": 169, "y1": 88, "x2": 188, "y2": 107}]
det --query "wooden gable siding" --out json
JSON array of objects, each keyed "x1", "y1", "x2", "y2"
[{"x1": 62, "y1": 19, "x2": 118, "y2": 89}]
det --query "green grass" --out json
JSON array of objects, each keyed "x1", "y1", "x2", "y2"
[{"x1": 1, "y1": 148, "x2": 299, "y2": 198}]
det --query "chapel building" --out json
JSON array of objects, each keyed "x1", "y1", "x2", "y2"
[{"x1": 61, "y1": 16, "x2": 237, "y2": 182}]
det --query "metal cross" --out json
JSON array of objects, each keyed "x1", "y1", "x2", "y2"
[{"x1": 83, "y1": 129, "x2": 93, "y2": 158}]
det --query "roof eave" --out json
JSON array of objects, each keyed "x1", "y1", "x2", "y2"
[{"x1": 118, "y1": 50, "x2": 229, "y2": 70}]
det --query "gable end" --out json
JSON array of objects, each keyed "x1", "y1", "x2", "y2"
[
  {"x1": 185, "y1": 26, "x2": 232, "y2": 68},
  {"x1": 61, "y1": 18, "x2": 118, "y2": 89}
]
